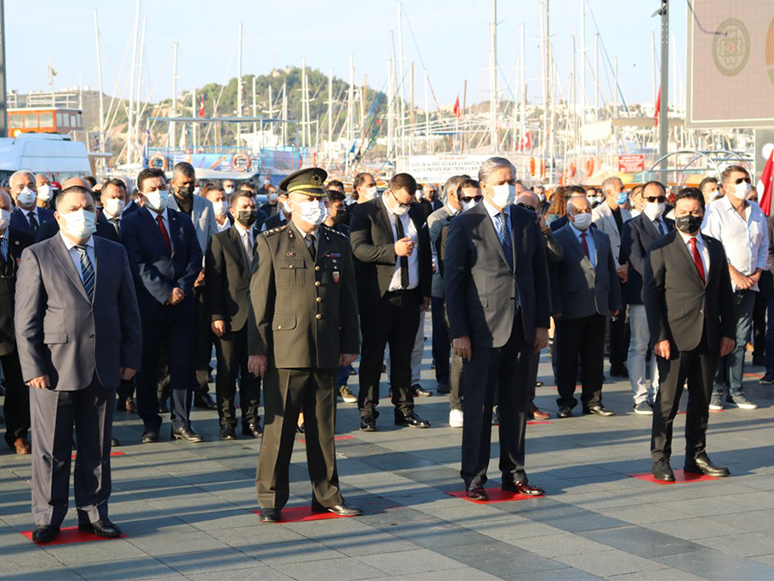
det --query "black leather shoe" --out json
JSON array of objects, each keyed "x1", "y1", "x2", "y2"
[
  {"x1": 411, "y1": 383, "x2": 433, "y2": 397},
  {"x1": 78, "y1": 519, "x2": 122, "y2": 538},
  {"x1": 219, "y1": 426, "x2": 236, "y2": 441},
  {"x1": 557, "y1": 406, "x2": 572, "y2": 418},
  {"x1": 436, "y1": 382, "x2": 450, "y2": 395},
  {"x1": 194, "y1": 393, "x2": 217, "y2": 410},
  {"x1": 260, "y1": 508, "x2": 281, "y2": 523},
  {"x1": 141, "y1": 429, "x2": 159, "y2": 444},
  {"x1": 502, "y1": 479, "x2": 545, "y2": 496},
  {"x1": 652, "y1": 458, "x2": 675, "y2": 482},
  {"x1": 171, "y1": 427, "x2": 203, "y2": 443},
  {"x1": 610, "y1": 364, "x2": 629, "y2": 378},
  {"x1": 242, "y1": 423, "x2": 263, "y2": 438},
  {"x1": 684, "y1": 454, "x2": 730, "y2": 477},
  {"x1": 296, "y1": 423, "x2": 305, "y2": 434},
  {"x1": 395, "y1": 411, "x2": 431, "y2": 428},
  {"x1": 584, "y1": 405, "x2": 616, "y2": 417},
  {"x1": 466, "y1": 485, "x2": 488, "y2": 501},
  {"x1": 31, "y1": 525, "x2": 59, "y2": 543},
  {"x1": 158, "y1": 399, "x2": 169, "y2": 414},
  {"x1": 360, "y1": 416, "x2": 377, "y2": 432},
  {"x1": 312, "y1": 501, "x2": 363, "y2": 516},
  {"x1": 111, "y1": 437, "x2": 120, "y2": 447}
]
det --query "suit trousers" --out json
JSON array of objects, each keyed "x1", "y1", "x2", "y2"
[
  {"x1": 136, "y1": 304, "x2": 197, "y2": 431},
  {"x1": 627, "y1": 304, "x2": 660, "y2": 405},
  {"x1": 527, "y1": 348, "x2": 541, "y2": 408},
  {"x1": 651, "y1": 333, "x2": 717, "y2": 462},
  {"x1": 431, "y1": 296, "x2": 451, "y2": 385},
  {"x1": 461, "y1": 318, "x2": 532, "y2": 488},
  {"x1": 358, "y1": 289, "x2": 421, "y2": 418},
  {"x1": 2, "y1": 349, "x2": 30, "y2": 444},
  {"x1": 30, "y1": 376, "x2": 115, "y2": 527},
  {"x1": 608, "y1": 281, "x2": 629, "y2": 367},
  {"x1": 116, "y1": 378, "x2": 135, "y2": 402},
  {"x1": 555, "y1": 314, "x2": 607, "y2": 410},
  {"x1": 214, "y1": 327, "x2": 261, "y2": 428},
  {"x1": 256, "y1": 367, "x2": 342, "y2": 509},
  {"x1": 194, "y1": 285, "x2": 214, "y2": 396}
]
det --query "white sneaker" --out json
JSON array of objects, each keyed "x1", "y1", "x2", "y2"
[
  {"x1": 449, "y1": 409, "x2": 464, "y2": 428},
  {"x1": 728, "y1": 394, "x2": 757, "y2": 410}
]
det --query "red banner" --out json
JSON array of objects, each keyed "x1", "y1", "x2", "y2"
[{"x1": 618, "y1": 154, "x2": 645, "y2": 173}]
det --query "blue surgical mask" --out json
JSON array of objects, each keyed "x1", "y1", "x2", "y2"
[{"x1": 616, "y1": 192, "x2": 629, "y2": 206}]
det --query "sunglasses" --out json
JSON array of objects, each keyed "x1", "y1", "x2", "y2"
[
  {"x1": 460, "y1": 195, "x2": 483, "y2": 203},
  {"x1": 516, "y1": 203, "x2": 537, "y2": 212},
  {"x1": 734, "y1": 177, "x2": 751, "y2": 185},
  {"x1": 645, "y1": 196, "x2": 666, "y2": 203}
]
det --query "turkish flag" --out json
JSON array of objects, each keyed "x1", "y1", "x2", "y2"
[
  {"x1": 654, "y1": 86, "x2": 661, "y2": 127},
  {"x1": 199, "y1": 96, "x2": 205, "y2": 118},
  {"x1": 518, "y1": 130, "x2": 532, "y2": 151},
  {"x1": 757, "y1": 148, "x2": 774, "y2": 216},
  {"x1": 453, "y1": 95, "x2": 461, "y2": 119}
]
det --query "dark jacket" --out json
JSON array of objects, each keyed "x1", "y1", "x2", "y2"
[
  {"x1": 10, "y1": 207, "x2": 55, "y2": 235},
  {"x1": 620, "y1": 213, "x2": 674, "y2": 305}
]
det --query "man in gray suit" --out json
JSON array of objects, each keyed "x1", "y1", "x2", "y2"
[
  {"x1": 15, "y1": 186, "x2": 142, "y2": 544},
  {"x1": 552, "y1": 196, "x2": 622, "y2": 418}
]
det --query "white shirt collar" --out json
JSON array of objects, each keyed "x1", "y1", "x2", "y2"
[
  {"x1": 483, "y1": 197, "x2": 510, "y2": 219},
  {"x1": 446, "y1": 202, "x2": 460, "y2": 216},
  {"x1": 59, "y1": 230, "x2": 95, "y2": 251},
  {"x1": 568, "y1": 222, "x2": 590, "y2": 238},
  {"x1": 234, "y1": 220, "x2": 252, "y2": 238},
  {"x1": 25, "y1": 206, "x2": 38, "y2": 217},
  {"x1": 677, "y1": 230, "x2": 704, "y2": 246},
  {"x1": 147, "y1": 206, "x2": 169, "y2": 222}
]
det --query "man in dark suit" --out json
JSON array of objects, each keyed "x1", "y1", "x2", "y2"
[
  {"x1": 261, "y1": 190, "x2": 291, "y2": 232},
  {"x1": 15, "y1": 186, "x2": 142, "y2": 544},
  {"x1": 444, "y1": 157, "x2": 550, "y2": 500},
  {"x1": 0, "y1": 190, "x2": 34, "y2": 454},
  {"x1": 350, "y1": 173, "x2": 433, "y2": 431},
  {"x1": 205, "y1": 191, "x2": 262, "y2": 440},
  {"x1": 122, "y1": 168, "x2": 204, "y2": 444},
  {"x1": 644, "y1": 187, "x2": 736, "y2": 482},
  {"x1": 551, "y1": 195, "x2": 622, "y2": 418},
  {"x1": 620, "y1": 181, "x2": 674, "y2": 415},
  {"x1": 9, "y1": 171, "x2": 55, "y2": 236}
]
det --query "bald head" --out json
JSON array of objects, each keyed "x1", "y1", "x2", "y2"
[
  {"x1": 516, "y1": 191, "x2": 540, "y2": 211},
  {"x1": 63, "y1": 177, "x2": 92, "y2": 191}
]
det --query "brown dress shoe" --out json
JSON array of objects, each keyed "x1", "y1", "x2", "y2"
[
  {"x1": 502, "y1": 479, "x2": 545, "y2": 496},
  {"x1": 13, "y1": 437, "x2": 31, "y2": 455},
  {"x1": 466, "y1": 485, "x2": 489, "y2": 501},
  {"x1": 529, "y1": 406, "x2": 550, "y2": 420}
]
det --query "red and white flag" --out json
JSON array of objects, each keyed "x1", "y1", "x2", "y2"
[
  {"x1": 453, "y1": 95, "x2": 461, "y2": 119},
  {"x1": 757, "y1": 148, "x2": 774, "y2": 216},
  {"x1": 653, "y1": 86, "x2": 661, "y2": 127},
  {"x1": 198, "y1": 96, "x2": 205, "y2": 118},
  {"x1": 518, "y1": 130, "x2": 532, "y2": 151}
]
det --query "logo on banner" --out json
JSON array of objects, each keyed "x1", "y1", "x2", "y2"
[{"x1": 713, "y1": 18, "x2": 750, "y2": 77}]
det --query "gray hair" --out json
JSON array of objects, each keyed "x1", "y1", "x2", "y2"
[
  {"x1": 566, "y1": 196, "x2": 589, "y2": 215},
  {"x1": 478, "y1": 157, "x2": 516, "y2": 183},
  {"x1": 441, "y1": 175, "x2": 469, "y2": 203},
  {"x1": 600, "y1": 176, "x2": 623, "y2": 196},
  {"x1": 9, "y1": 170, "x2": 35, "y2": 189}
]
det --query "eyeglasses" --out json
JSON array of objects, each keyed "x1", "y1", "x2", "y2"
[
  {"x1": 460, "y1": 195, "x2": 483, "y2": 203},
  {"x1": 734, "y1": 177, "x2": 751, "y2": 185},
  {"x1": 645, "y1": 196, "x2": 666, "y2": 203},
  {"x1": 516, "y1": 203, "x2": 537, "y2": 212}
]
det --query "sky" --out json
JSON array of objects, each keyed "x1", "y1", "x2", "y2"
[{"x1": 6, "y1": 0, "x2": 688, "y2": 110}]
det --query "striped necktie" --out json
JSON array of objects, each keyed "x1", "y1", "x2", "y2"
[{"x1": 75, "y1": 245, "x2": 95, "y2": 301}]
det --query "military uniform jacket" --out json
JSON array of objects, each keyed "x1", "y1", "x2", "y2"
[{"x1": 247, "y1": 221, "x2": 360, "y2": 369}]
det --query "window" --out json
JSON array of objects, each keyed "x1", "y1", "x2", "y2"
[
  {"x1": 9, "y1": 114, "x2": 22, "y2": 129},
  {"x1": 39, "y1": 112, "x2": 54, "y2": 129},
  {"x1": 23, "y1": 113, "x2": 38, "y2": 128},
  {"x1": 60, "y1": 113, "x2": 69, "y2": 128}
]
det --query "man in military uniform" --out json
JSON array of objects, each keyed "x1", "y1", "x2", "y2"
[{"x1": 247, "y1": 167, "x2": 362, "y2": 524}]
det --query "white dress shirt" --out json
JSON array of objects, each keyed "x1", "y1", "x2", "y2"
[
  {"x1": 234, "y1": 220, "x2": 255, "y2": 260},
  {"x1": 216, "y1": 218, "x2": 231, "y2": 233},
  {"x1": 383, "y1": 196, "x2": 418, "y2": 291},
  {"x1": 702, "y1": 197, "x2": 768, "y2": 291},
  {"x1": 59, "y1": 231, "x2": 96, "y2": 281},
  {"x1": 482, "y1": 198, "x2": 512, "y2": 246},
  {"x1": 677, "y1": 230, "x2": 710, "y2": 279},
  {"x1": 150, "y1": 207, "x2": 173, "y2": 252},
  {"x1": 568, "y1": 222, "x2": 597, "y2": 269}
]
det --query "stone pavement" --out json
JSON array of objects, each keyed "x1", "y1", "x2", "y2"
[{"x1": 2, "y1": 340, "x2": 774, "y2": 580}]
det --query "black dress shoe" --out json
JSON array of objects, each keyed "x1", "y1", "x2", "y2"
[
  {"x1": 360, "y1": 416, "x2": 377, "y2": 432},
  {"x1": 242, "y1": 423, "x2": 263, "y2": 438},
  {"x1": 171, "y1": 427, "x2": 203, "y2": 443},
  {"x1": 466, "y1": 485, "x2": 488, "y2": 501},
  {"x1": 436, "y1": 382, "x2": 450, "y2": 395},
  {"x1": 111, "y1": 437, "x2": 120, "y2": 447},
  {"x1": 502, "y1": 479, "x2": 545, "y2": 496},
  {"x1": 141, "y1": 429, "x2": 159, "y2": 444},
  {"x1": 411, "y1": 383, "x2": 433, "y2": 397},
  {"x1": 312, "y1": 501, "x2": 363, "y2": 516},
  {"x1": 78, "y1": 519, "x2": 122, "y2": 538},
  {"x1": 610, "y1": 364, "x2": 629, "y2": 378},
  {"x1": 219, "y1": 426, "x2": 236, "y2": 441},
  {"x1": 158, "y1": 399, "x2": 169, "y2": 414},
  {"x1": 260, "y1": 508, "x2": 281, "y2": 523},
  {"x1": 684, "y1": 454, "x2": 730, "y2": 477},
  {"x1": 31, "y1": 525, "x2": 59, "y2": 543},
  {"x1": 194, "y1": 393, "x2": 217, "y2": 410},
  {"x1": 395, "y1": 411, "x2": 431, "y2": 428},
  {"x1": 652, "y1": 458, "x2": 675, "y2": 482},
  {"x1": 535, "y1": 381, "x2": 544, "y2": 387},
  {"x1": 557, "y1": 406, "x2": 572, "y2": 418},
  {"x1": 584, "y1": 405, "x2": 616, "y2": 417},
  {"x1": 296, "y1": 423, "x2": 305, "y2": 434}
]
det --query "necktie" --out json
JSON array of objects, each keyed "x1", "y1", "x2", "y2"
[
  {"x1": 307, "y1": 233, "x2": 316, "y2": 260},
  {"x1": 656, "y1": 219, "x2": 666, "y2": 236},
  {"x1": 688, "y1": 237, "x2": 706, "y2": 285},
  {"x1": 111, "y1": 218, "x2": 121, "y2": 237},
  {"x1": 156, "y1": 215, "x2": 172, "y2": 254},
  {"x1": 496, "y1": 212, "x2": 514, "y2": 270},
  {"x1": 27, "y1": 212, "x2": 38, "y2": 233},
  {"x1": 75, "y1": 245, "x2": 95, "y2": 301},
  {"x1": 0, "y1": 234, "x2": 7, "y2": 274},
  {"x1": 395, "y1": 215, "x2": 410, "y2": 288},
  {"x1": 580, "y1": 231, "x2": 590, "y2": 259},
  {"x1": 243, "y1": 232, "x2": 253, "y2": 266}
]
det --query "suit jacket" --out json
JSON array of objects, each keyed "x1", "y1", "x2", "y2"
[
  {"x1": 121, "y1": 206, "x2": 203, "y2": 322},
  {"x1": 644, "y1": 231, "x2": 736, "y2": 354},
  {"x1": 591, "y1": 201, "x2": 631, "y2": 268},
  {"x1": 35, "y1": 213, "x2": 120, "y2": 244},
  {"x1": 247, "y1": 222, "x2": 360, "y2": 368},
  {"x1": 205, "y1": 225, "x2": 259, "y2": 333},
  {"x1": 0, "y1": 227, "x2": 34, "y2": 355},
  {"x1": 167, "y1": 194, "x2": 218, "y2": 257},
  {"x1": 14, "y1": 234, "x2": 142, "y2": 390},
  {"x1": 620, "y1": 213, "x2": 674, "y2": 305},
  {"x1": 444, "y1": 203, "x2": 550, "y2": 349},
  {"x1": 350, "y1": 198, "x2": 432, "y2": 306},
  {"x1": 550, "y1": 224, "x2": 622, "y2": 319},
  {"x1": 260, "y1": 211, "x2": 288, "y2": 232},
  {"x1": 10, "y1": 207, "x2": 54, "y2": 235},
  {"x1": 428, "y1": 205, "x2": 457, "y2": 298}
]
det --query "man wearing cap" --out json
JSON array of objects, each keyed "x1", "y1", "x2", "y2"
[{"x1": 248, "y1": 167, "x2": 362, "y2": 524}]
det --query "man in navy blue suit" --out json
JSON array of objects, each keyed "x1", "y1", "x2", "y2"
[
  {"x1": 122, "y1": 168, "x2": 204, "y2": 444},
  {"x1": 8, "y1": 171, "x2": 54, "y2": 235}
]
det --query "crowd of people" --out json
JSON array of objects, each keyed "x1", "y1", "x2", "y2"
[{"x1": 0, "y1": 156, "x2": 769, "y2": 540}]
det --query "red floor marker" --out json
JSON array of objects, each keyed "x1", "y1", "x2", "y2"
[
  {"x1": 21, "y1": 526, "x2": 126, "y2": 545},
  {"x1": 251, "y1": 506, "x2": 356, "y2": 523},
  {"x1": 445, "y1": 489, "x2": 546, "y2": 504},
  {"x1": 628, "y1": 469, "x2": 719, "y2": 485},
  {"x1": 527, "y1": 421, "x2": 553, "y2": 425},
  {"x1": 72, "y1": 451, "x2": 126, "y2": 459}
]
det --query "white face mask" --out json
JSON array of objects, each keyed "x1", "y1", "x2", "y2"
[
  {"x1": 144, "y1": 189, "x2": 169, "y2": 212},
  {"x1": 0, "y1": 209, "x2": 10, "y2": 230},
  {"x1": 360, "y1": 186, "x2": 377, "y2": 201},
  {"x1": 60, "y1": 209, "x2": 97, "y2": 241},
  {"x1": 17, "y1": 187, "x2": 37, "y2": 207},
  {"x1": 295, "y1": 199, "x2": 327, "y2": 225},
  {"x1": 264, "y1": 180, "x2": 271, "y2": 186},
  {"x1": 268, "y1": 192, "x2": 278, "y2": 202},
  {"x1": 489, "y1": 183, "x2": 516, "y2": 209},
  {"x1": 37, "y1": 184, "x2": 52, "y2": 202},
  {"x1": 572, "y1": 212, "x2": 592, "y2": 231},
  {"x1": 280, "y1": 200, "x2": 291, "y2": 216},
  {"x1": 643, "y1": 202, "x2": 666, "y2": 221},
  {"x1": 461, "y1": 199, "x2": 480, "y2": 212},
  {"x1": 103, "y1": 197, "x2": 126, "y2": 217},
  {"x1": 212, "y1": 200, "x2": 228, "y2": 217},
  {"x1": 732, "y1": 181, "x2": 751, "y2": 200},
  {"x1": 224, "y1": 186, "x2": 235, "y2": 195}
]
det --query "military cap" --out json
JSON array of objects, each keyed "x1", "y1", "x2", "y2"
[{"x1": 279, "y1": 167, "x2": 328, "y2": 197}]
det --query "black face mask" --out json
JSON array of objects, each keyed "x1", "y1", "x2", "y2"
[
  {"x1": 331, "y1": 209, "x2": 346, "y2": 224},
  {"x1": 236, "y1": 210, "x2": 258, "y2": 227},
  {"x1": 676, "y1": 214, "x2": 702, "y2": 235},
  {"x1": 177, "y1": 184, "x2": 195, "y2": 198}
]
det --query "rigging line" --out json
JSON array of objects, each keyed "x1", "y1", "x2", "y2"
[
  {"x1": 586, "y1": 1, "x2": 632, "y2": 117},
  {"x1": 100, "y1": 29, "x2": 133, "y2": 134},
  {"x1": 201, "y1": 43, "x2": 238, "y2": 146},
  {"x1": 400, "y1": 3, "x2": 444, "y2": 112},
  {"x1": 685, "y1": 0, "x2": 723, "y2": 36}
]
